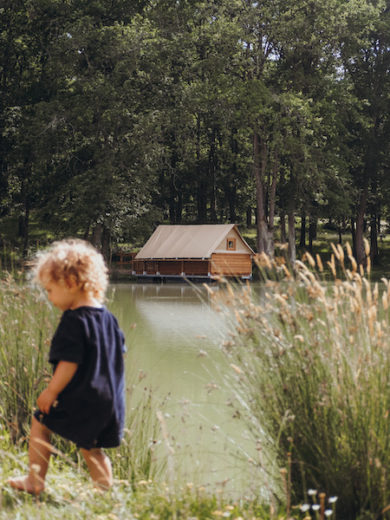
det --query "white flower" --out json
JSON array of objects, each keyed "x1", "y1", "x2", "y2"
[
  {"x1": 312, "y1": 504, "x2": 320, "y2": 511},
  {"x1": 325, "y1": 510, "x2": 333, "y2": 517},
  {"x1": 328, "y1": 496, "x2": 338, "y2": 503},
  {"x1": 300, "y1": 504, "x2": 310, "y2": 512},
  {"x1": 308, "y1": 489, "x2": 317, "y2": 496}
]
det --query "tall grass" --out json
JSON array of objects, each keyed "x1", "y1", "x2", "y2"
[
  {"x1": 0, "y1": 274, "x2": 55, "y2": 442},
  {"x1": 213, "y1": 244, "x2": 390, "y2": 519},
  {"x1": 114, "y1": 385, "x2": 167, "y2": 486}
]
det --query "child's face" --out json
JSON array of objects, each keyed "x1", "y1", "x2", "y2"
[{"x1": 44, "y1": 279, "x2": 79, "y2": 311}]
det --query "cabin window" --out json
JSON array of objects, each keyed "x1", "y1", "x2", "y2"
[{"x1": 226, "y1": 238, "x2": 236, "y2": 250}]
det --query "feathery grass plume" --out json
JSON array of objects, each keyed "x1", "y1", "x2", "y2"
[
  {"x1": 316, "y1": 254, "x2": 324, "y2": 273},
  {"x1": 214, "y1": 244, "x2": 390, "y2": 519}
]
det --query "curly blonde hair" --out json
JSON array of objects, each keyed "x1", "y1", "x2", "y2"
[{"x1": 33, "y1": 239, "x2": 108, "y2": 302}]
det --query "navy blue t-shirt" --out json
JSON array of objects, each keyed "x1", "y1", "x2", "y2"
[{"x1": 35, "y1": 306, "x2": 126, "y2": 449}]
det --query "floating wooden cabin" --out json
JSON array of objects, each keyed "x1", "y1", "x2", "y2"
[{"x1": 132, "y1": 224, "x2": 254, "y2": 281}]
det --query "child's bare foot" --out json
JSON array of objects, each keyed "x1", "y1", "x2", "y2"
[{"x1": 8, "y1": 476, "x2": 44, "y2": 495}]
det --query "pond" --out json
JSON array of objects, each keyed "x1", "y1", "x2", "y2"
[{"x1": 107, "y1": 282, "x2": 261, "y2": 497}]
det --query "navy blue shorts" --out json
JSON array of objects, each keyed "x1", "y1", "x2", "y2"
[{"x1": 34, "y1": 407, "x2": 123, "y2": 450}]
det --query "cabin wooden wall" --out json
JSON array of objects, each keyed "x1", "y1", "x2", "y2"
[
  {"x1": 210, "y1": 253, "x2": 252, "y2": 277},
  {"x1": 132, "y1": 259, "x2": 210, "y2": 276}
]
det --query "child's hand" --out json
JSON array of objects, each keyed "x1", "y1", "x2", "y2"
[{"x1": 37, "y1": 388, "x2": 58, "y2": 414}]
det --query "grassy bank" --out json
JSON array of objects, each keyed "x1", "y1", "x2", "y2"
[{"x1": 0, "y1": 431, "x2": 283, "y2": 520}]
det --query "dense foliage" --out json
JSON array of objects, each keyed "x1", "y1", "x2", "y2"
[{"x1": 1, "y1": 0, "x2": 389, "y2": 262}]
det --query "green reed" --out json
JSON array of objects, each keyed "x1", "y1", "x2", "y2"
[
  {"x1": 0, "y1": 274, "x2": 55, "y2": 441},
  {"x1": 212, "y1": 244, "x2": 390, "y2": 519},
  {"x1": 113, "y1": 385, "x2": 167, "y2": 486}
]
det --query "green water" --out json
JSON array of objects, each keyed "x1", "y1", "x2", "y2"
[{"x1": 108, "y1": 282, "x2": 261, "y2": 496}]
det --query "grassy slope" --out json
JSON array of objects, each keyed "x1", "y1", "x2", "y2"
[{"x1": 0, "y1": 436, "x2": 278, "y2": 520}]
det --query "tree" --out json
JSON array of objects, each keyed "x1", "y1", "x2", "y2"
[{"x1": 340, "y1": 0, "x2": 390, "y2": 265}]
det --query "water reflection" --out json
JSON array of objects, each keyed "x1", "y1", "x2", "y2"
[
  {"x1": 130, "y1": 284, "x2": 226, "y2": 348},
  {"x1": 107, "y1": 283, "x2": 259, "y2": 496}
]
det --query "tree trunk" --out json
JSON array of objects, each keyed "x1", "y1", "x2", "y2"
[
  {"x1": 197, "y1": 181, "x2": 207, "y2": 223},
  {"x1": 280, "y1": 211, "x2": 287, "y2": 243},
  {"x1": 19, "y1": 173, "x2": 31, "y2": 257},
  {"x1": 370, "y1": 211, "x2": 378, "y2": 263},
  {"x1": 355, "y1": 187, "x2": 368, "y2": 266},
  {"x1": 91, "y1": 223, "x2": 103, "y2": 250},
  {"x1": 287, "y1": 206, "x2": 296, "y2": 265},
  {"x1": 351, "y1": 218, "x2": 356, "y2": 254},
  {"x1": 308, "y1": 215, "x2": 317, "y2": 252},
  {"x1": 226, "y1": 185, "x2": 237, "y2": 223},
  {"x1": 196, "y1": 116, "x2": 207, "y2": 223},
  {"x1": 91, "y1": 223, "x2": 111, "y2": 262},
  {"x1": 299, "y1": 211, "x2": 306, "y2": 248},
  {"x1": 279, "y1": 167, "x2": 287, "y2": 244},
  {"x1": 101, "y1": 225, "x2": 111, "y2": 264},
  {"x1": 22, "y1": 198, "x2": 30, "y2": 258},
  {"x1": 254, "y1": 132, "x2": 270, "y2": 254},
  {"x1": 266, "y1": 155, "x2": 278, "y2": 258},
  {"x1": 83, "y1": 222, "x2": 91, "y2": 241},
  {"x1": 169, "y1": 172, "x2": 176, "y2": 224},
  {"x1": 176, "y1": 188, "x2": 183, "y2": 223},
  {"x1": 246, "y1": 207, "x2": 252, "y2": 227},
  {"x1": 169, "y1": 133, "x2": 179, "y2": 224},
  {"x1": 209, "y1": 128, "x2": 217, "y2": 222}
]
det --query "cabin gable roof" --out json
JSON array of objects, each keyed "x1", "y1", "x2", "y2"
[{"x1": 135, "y1": 224, "x2": 254, "y2": 260}]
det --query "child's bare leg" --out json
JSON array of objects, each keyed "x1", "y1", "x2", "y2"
[
  {"x1": 9, "y1": 417, "x2": 52, "y2": 494},
  {"x1": 81, "y1": 447, "x2": 113, "y2": 490}
]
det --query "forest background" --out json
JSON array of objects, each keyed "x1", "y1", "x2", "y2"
[{"x1": 1, "y1": 0, "x2": 390, "y2": 268}]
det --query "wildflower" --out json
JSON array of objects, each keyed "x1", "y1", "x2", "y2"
[
  {"x1": 308, "y1": 488, "x2": 317, "y2": 496},
  {"x1": 312, "y1": 504, "x2": 320, "y2": 511},
  {"x1": 300, "y1": 504, "x2": 310, "y2": 512},
  {"x1": 325, "y1": 510, "x2": 333, "y2": 517},
  {"x1": 328, "y1": 496, "x2": 338, "y2": 503}
]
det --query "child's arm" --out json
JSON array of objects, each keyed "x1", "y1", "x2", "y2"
[{"x1": 37, "y1": 361, "x2": 78, "y2": 414}]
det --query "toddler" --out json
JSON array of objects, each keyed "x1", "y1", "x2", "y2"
[{"x1": 9, "y1": 239, "x2": 126, "y2": 494}]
